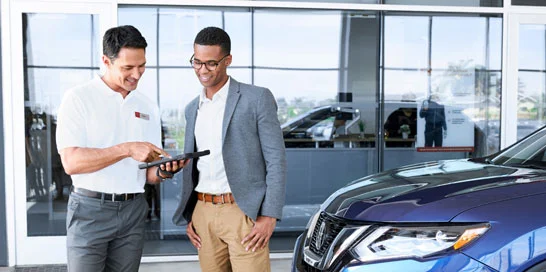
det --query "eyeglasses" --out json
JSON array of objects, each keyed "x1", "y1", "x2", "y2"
[{"x1": 189, "y1": 54, "x2": 230, "y2": 71}]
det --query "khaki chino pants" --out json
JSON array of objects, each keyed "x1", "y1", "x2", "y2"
[{"x1": 192, "y1": 200, "x2": 271, "y2": 272}]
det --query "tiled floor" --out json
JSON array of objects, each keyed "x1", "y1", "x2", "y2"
[{"x1": 0, "y1": 259, "x2": 292, "y2": 272}]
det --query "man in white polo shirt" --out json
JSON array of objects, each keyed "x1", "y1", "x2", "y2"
[{"x1": 56, "y1": 25, "x2": 186, "y2": 272}]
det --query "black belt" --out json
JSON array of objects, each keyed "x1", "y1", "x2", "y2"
[{"x1": 71, "y1": 186, "x2": 141, "y2": 202}]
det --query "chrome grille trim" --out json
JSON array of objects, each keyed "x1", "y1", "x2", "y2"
[
  {"x1": 302, "y1": 212, "x2": 370, "y2": 270},
  {"x1": 309, "y1": 213, "x2": 346, "y2": 255}
]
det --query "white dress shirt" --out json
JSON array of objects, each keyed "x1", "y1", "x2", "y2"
[{"x1": 194, "y1": 77, "x2": 232, "y2": 194}]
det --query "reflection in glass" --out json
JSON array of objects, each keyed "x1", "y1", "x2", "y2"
[
  {"x1": 254, "y1": 69, "x2": 338, "y2": 124},
  {"x1": 383, "y1": 70, "x2": 428, "y2": 101},
  {"x1": 517, "y1": 25, "x2": 546, "y2": 141},
  {"x1": 24, "y1": 13, "x2": 99, "y2": 236},
  {"x1": 383, "y1": 15, "x2": 502, "y2": 170}
]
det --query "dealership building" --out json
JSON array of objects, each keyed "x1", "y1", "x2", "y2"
[{"x1": 1, "y1": 0, "x2": 546, "y2": 268}]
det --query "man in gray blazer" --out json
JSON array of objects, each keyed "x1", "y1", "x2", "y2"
[{"x1": 172, "y1": 27, "x2": 287, "y2": 271}]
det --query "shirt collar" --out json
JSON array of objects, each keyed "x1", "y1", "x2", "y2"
[
  {"x1": 199, "y1": 77, "x2": 230, "y2": 106},
  {"x1": 94, "y1": 74, "x2": 124, "y2": 97}
]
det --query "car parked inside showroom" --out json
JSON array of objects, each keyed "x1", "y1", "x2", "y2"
[{"x1": 292, "y1": 125, "x2": 546, "y2": 271}]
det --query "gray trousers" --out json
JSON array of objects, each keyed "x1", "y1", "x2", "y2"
[{"x1": 66, "y1": 192, "x2": 148, "y2": 272}]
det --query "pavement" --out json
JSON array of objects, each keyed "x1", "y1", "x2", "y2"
[{"x1": 0, "y1": 258, "x2": 293, "y2": 271}]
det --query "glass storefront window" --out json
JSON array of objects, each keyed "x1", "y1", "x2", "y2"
[
  {"x1": 119, "y1": 6, "x2": 381, "y2": 254},
  {"x1": 118, "y1": 7, "x2": 503, "y2": 256},
  {"x1": 517, "y1": 24, "x2": 546, "y2": 141},
  {"x1": 17, "y1": 4, "x2": 506, "y2": 255},
  {"x1": 23, "y1": 13, "x2": 98, "y2": 236},
  {"x1": 383, "y1": 14, "x2": 502, "y2": 171}
]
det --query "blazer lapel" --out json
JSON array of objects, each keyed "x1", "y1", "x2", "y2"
[
  {"x1": 222, "y1": 78, "x2": 241, "y2": 145},
  {"x1": 186, "y1": 99, "x2": 199, "y2": 151}
]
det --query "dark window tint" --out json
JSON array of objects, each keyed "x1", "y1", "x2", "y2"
[
  {"x1": 251, "y1": 0, "x2": 502, "y2": 7},
  {"x1": 512, "y1": 0, "x2": 546, "y2": 6}
]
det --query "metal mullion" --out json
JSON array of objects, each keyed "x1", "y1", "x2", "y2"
[
  {"x1": 378, "y1": 11, "x2": 385, "y2": 172},
  {"x1": 156, "y1": 7, "x2": 160, "y2": 107},
  {"x1": 251, "y1": 8, "x2": 255, "y2": 85},
  {"x1": 427, "y1": 15, "x2": 432, "y2": 98},
  {"x1": 117, "y1": 0, "x2": 504, "y2": 14}
]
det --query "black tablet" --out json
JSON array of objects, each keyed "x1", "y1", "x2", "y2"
[{"x1": 138, "y1": 150, "x2": 210, "y2": 169}]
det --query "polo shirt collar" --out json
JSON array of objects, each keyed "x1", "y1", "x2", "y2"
[{"x1": 94, "y1": 74, "x2": 129, "y2": 97}]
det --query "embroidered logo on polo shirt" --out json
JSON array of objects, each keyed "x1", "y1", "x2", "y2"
[{"x1": 135, "y1": 111, "x2": 150, "y2": 120}]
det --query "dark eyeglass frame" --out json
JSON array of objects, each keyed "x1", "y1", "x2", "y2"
[{"x1": 189, "y1": 54, "x2": 230, "y2": 71}]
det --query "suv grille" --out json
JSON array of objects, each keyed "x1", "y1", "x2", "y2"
[{"x1": 309, "y1": 212, "x2": 347, "y2": 256}]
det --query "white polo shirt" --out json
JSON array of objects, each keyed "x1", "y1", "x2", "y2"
[{"x1": 56, "y1": 76, "x2": 162, "y2": 194}]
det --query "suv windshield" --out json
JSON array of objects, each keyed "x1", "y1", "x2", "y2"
[{"x1": 490, "y1": 126, "x2": 546, "y2": 168}]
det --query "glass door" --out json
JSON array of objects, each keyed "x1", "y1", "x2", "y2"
[
  {"x1": 6, "y1": 1, "x2": 112, "y2": 265},
  {"x1": 506, "y1": 14, "x2": 546, "y2": 147}
]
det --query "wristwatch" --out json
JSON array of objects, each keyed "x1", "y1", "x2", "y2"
[{"x1": 156, "y1": 167, "x2": 174, "y2": 180}]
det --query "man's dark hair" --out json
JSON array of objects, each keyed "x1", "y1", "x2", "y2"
[
  {"x1": 194, "y1": 27, "x2": 231, "y2": 55},
  {"x1": 103, "y1": 25, "x2": 147, "y2": 60}
]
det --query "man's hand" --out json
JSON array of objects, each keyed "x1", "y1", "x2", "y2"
[
  {"x1": 187, "y1": 221, "x2": 201, "y2": 249},
  {"x1": 443, "y1": 130, "x2": 447, "y2": 139},
  {"x1": 241, "y1": 216, "x2": 276, "y2": 252},
  {"x1": 125, "y1": 142, "x2": 167, "y2": 162},
  {"x1": 159, "y1": 158, "x2": 190, "y2": 174},
  {"x1": 147, "y1": 159, "x2": 190, "y2": 184}
]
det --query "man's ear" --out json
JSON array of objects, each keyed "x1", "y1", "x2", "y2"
[
  {"x1": 225, "y1": 55, "x2": 233, "y2": 67},
  {"x1": 102, "y1": 55, "x2": 111, "y2": 67}
]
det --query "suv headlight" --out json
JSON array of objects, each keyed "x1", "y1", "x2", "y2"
[{"x1": 351, "y1": 224, "x2": 490, "y2": 263}]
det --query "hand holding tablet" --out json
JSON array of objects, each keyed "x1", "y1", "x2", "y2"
[{"x1": 139, "y1": 150, "x2": 210, "y2": 169}]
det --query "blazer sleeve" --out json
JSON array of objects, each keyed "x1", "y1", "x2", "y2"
[{"x1": 256, "y1": 89, "x2": 287, "y2": 220}]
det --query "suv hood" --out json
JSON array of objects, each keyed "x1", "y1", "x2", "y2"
[{"x1": 322, "y1": 159, "x2": 546, "y2": 222}]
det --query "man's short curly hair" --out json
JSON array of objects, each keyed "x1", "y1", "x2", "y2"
[{"x1": 194, "y1": 27, "x2": 231, "y2": 55}]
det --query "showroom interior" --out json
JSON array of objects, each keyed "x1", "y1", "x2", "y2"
[{"x1": 2, "y1": 0, "x2": 546, "y2": 268}]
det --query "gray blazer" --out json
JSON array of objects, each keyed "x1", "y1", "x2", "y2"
[{"x1": 172, "y1": 78, "x2": 287, "y2": 225}]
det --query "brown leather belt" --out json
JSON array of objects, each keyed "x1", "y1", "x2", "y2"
[
  {"x1": 196, "y1": 192, "x2": 235, "y2": 204},
  {"x1": 71, "y1": 186, "x2": 141, "y2": 202}
]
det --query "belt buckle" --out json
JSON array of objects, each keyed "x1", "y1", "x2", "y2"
[{"x1": 211, "y1": 194, "x2": 225, "y2": 205}]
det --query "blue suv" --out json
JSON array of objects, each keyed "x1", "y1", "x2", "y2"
[{"x1": 292, "y1": 126, "x2": 546, "y2": 272}]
